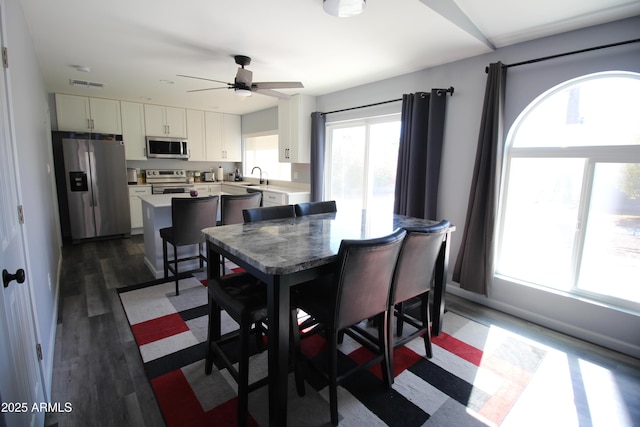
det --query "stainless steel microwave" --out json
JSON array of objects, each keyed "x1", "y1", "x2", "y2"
[{"x1": 145, "y1": 137, "x2": 189, "y2": 159}]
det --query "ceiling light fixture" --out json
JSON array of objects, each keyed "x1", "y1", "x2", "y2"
[
  {"x1": 323, "y1": 0, "x2": 365, "y2": 17},
  {"x1": 235, "y1": 88, "x2": 252, "y2": 97}
]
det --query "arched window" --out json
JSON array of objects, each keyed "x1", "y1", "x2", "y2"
[{"x1": 497, "y1": 72, "x2": 640, "y2": 312}]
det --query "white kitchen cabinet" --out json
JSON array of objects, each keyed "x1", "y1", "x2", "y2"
[
  {"x1": 205, "y1": 112, "x2": 242, "y2": 161},
  {"x1": 186, "y1": 109, "x2": 206, "y2": 161},
  {"x1": 261, "y1": 190, "x2": 286, "y2": 207},
  {"x1": 121, "y1": 101, "x2": 147, "y2": 160},
  {"x1": 55, "y1": 94, "x2": 122, "y2": 134},
  {"x1": 221, "y1": 184, "x2": 248, "y2": 196},
  {"x1": 144, "y1": 104, "x2": 187, "y2": 138},
  {"x1": 129, "y1": 186, "x2": 152, "y2": 233},
  {"x1": 278, "y1": 94, "x2": 315, "y2": 163}
]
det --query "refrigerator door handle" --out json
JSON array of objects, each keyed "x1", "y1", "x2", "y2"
[{"x1": 88, "y1": 151, "x2": 98, "y2": 207}]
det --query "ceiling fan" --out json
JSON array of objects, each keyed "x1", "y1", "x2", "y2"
[{"x1": 178, "y1": 55, "x2": 303, "y2": 99}]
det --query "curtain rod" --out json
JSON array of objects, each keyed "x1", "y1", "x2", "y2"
[
  {"x1": 321, "y1": 87, "x2": 454, "y2": 116},
  {"x1": 485, "y1": 38, "x2": 640, "y2": 73}
]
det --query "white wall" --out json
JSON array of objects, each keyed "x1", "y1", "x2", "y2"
[
  {"x1": 6, "y1": 0, "x2": 62, "y2": 398},
  {"x1": 315, "y1": 16, "x2": 640, "y2": 357}
]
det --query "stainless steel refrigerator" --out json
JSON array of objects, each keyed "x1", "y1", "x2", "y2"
[{"x1": 62, "y1": 138, "x2": 130, "y2": 240}]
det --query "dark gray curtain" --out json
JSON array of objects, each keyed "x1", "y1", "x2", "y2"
[
  {"x1": 452, "y1": 62, "x2": 506, "y2": 296},
  {"x1": 393, "y1": 90, "x2": 447, "y2": 220},
  {"x1": 310, "y1": 112, "x2": 326, "y2": 202}
]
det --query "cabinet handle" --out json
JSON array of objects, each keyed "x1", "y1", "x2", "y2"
[{"x1": 87, "y1": 118, "x2": 91, "y2": 130}]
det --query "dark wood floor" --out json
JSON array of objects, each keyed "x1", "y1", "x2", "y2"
[{"x1": 45, "y1": 235, "x2": 640, "y2": 427}]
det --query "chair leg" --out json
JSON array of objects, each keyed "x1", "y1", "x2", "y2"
[
  {"x1": 198, "y1": 242, "x2": 204, "y2": 269},
  {"x1": 378, "y1": 312, "x2": 392, "y2": 389},
  {"x1": 237, "y1": 321, "x2": 250, "y2": 427},
  {"x1": 162, "y1": 239, "x2": 169, "y2": 278},
  {"x1": 421, "y1": 294, "x2": 433, "y2": 358},
  {"x1": 290, "y1": 308, "x2": 306, "y2": 397},
  {"x1": 396, "y1": 302, "x2": 405, "y2": 337},
  {"x1": 205, "y1": 296, "x2": 222, "y2": 375},
  {"x1": 328, "y1": 329, "x2": 339, "y2": 426},
  {"x1": 172, "y1": 243, "x2": 179, "y2": 296}
]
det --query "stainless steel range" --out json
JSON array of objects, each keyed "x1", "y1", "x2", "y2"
[{"x1": 146, "y1": 169, "x2": 194, "y2": 194}]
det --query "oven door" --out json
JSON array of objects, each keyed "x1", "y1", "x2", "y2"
[{"x1": 146, "y1": 137, "x2": 189, "y2": 159}]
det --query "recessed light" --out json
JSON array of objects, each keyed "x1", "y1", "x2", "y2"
[{"x1": 159, "y1": 79, "x2": 174, "y2": 85}]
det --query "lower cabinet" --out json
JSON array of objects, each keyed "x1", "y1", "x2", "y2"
[
  {"x1": 129, "y1": 186, "x2": 152, "y2": 233},
  {"x1": 261, "y1": 191, "x2": 286, "y2": 207}
]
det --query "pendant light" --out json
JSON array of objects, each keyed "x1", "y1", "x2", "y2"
[{"x1": 323, "y1": 0, "x2": 366, "y2": 17}]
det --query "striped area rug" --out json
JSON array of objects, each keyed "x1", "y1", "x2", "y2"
[{"x1": 118, "y1": 276, "x2": 546, "y2": 427}]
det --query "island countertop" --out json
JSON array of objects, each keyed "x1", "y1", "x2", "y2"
[{"x1": 139, "y1": 193, "x2": 231, "y2": 208}]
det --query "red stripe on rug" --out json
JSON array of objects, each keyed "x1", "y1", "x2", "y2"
[
  {"x1": 202, "y1": 397, "x2": 260, "y2": 427},
  {"x1": 151, "y1": 369, "x2": 205, "y2": 427},
  {"x1": 432, "y1": 332, "x2": 484, "y2": 366},
  {"x1": 349, "y1": 345, "x2": 422, "y2": 380},
  {"x1": 131, "y1": 313, "x2": 189, "y2": 346}
]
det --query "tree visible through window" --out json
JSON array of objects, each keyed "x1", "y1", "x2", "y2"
[{"x1": 497, "y1": 72, "x2": 640, "y2": 311}]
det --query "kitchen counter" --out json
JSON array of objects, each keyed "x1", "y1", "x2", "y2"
[{"x1": 221, "y1": 181, "x2": 311, "y2": 195}]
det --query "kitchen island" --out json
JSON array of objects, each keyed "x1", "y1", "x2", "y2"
[{"x1": 139, "y1": 193, "x2": 224, "y2": 278}]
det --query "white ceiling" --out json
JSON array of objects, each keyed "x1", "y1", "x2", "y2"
[{"x1": 19, "y1": 0, "x2": 640, "y2": 115}]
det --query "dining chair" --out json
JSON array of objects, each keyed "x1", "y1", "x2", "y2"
[
  {"x1": 292, "y1": 228, "x2": 406, "y2": 426},
  {"x1": 389, "y1": 220, "x2": 450, "y2": 364},
  {"x1": 294, "y1": 200, "x2": 337, "y2": 216},
  {"x1": 220, "y1": 192, "x2": 262, "y2": 274},
  {"x1": 221, "y1": 192, "x2": 262, "y2": 225},
  {"x1": 159, "y1": 196, "x2": 218, "y2": 295},
  {"x1": 242, "y1": 204, "x2": 296, "y2": 223},
  {"x1": 205, "y1": 271, "x2": 305, "y2": 427}
]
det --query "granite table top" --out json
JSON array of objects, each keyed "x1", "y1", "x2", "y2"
[{"x1": 202, "y1": 210, "x2": 455, "y2": 276}]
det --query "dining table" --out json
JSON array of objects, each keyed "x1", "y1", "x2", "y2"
[{"x1": 202, "y1": 209, "x2": 455, "y2": 427}]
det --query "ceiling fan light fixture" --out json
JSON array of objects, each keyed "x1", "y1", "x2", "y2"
[
  {"x1": 235, "y1": 87, "x2": 252, "y2": 97},
  {"x1": 323, "y1": 0, "x2": 365, "y2": 17}
]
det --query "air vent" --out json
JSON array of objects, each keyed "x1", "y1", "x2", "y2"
[{"x1": 69, "y1": 79, "x2": 104, "y2": 89}]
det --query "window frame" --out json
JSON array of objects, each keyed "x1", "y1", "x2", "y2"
[{"x1": 496, "y1": 72, "x2": 640, "y2": 313}]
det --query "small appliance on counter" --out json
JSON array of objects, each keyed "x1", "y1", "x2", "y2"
[
  {"x1": 127, "y1": 168, "x2": 138, "y2": 185},
  {"x1": 216, "y1": 166, "x2": 224, "y2": 182},
  {"x1": 203, "y1": 171, "x2": 215, "y2": 182},
  {"x1": 234, "y1": 168, "x2": 243, "y2": 181}
]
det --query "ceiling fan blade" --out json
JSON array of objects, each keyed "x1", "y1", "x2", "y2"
[
  {"x1": 253, "y1": 81, "x2": 304, "y2": 89},
  {"x1": 187, "y1": 86, "x2": 230, "y2": 93},
  {"x1": 253, "y1": 88, "x2": 292, "y2": 99},
  {"x1": 177, "y1": 74, "x2": 232, "y2": 85}
]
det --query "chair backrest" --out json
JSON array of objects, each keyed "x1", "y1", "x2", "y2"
[
  {"x1": 391, "y1": 220, "x2": 450, "y2": 305},
  {"x1": 294, "y1": 200, "x2": 337, "y2": 216},
  {"x1": 332, "y1": 228, "x2": 406, "y2": 330},
  {"x1": 171, "y1": 196, "x2": 219, "y2": 246},
  {"x1": 221, "y1": 192, "x2": 262, "y2": 225},
  {"x1": 242, "y1": 205, "x2": 296, "y2": 223}
]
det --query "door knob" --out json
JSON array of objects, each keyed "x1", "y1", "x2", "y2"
[{"x1": 3, "y1": 269, "x2": 25, "y2": 288}]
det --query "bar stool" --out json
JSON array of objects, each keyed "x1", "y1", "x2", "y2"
[
  {"x1": 242, "y1": 205, "x2": 296, "y2": 223},
  {"x1": 220, "y1": 192, "x2": 262, "y2": 274},
  {"x1": 159, "y1": 196, "x2": 218, "y2": 295}
]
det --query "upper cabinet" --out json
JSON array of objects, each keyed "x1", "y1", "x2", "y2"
[
  {"x1": 186, "y1": 109, "x2": 206, "y2": 161},
  {"x1": 204, "y1": 112, "x2": 241, "y2": 162},
  {"x1": 144, "y1": 104, "x2": 186, "y2": 138},
  {"x1": 278, "y1": 94, "x2": 316, "y2": 163},
  {"x1": 121, "y1": 101, "x2": 147, "y2": 160},
  {"x1": 55, "y1": 94, "x2": 122, "y2": 134}
]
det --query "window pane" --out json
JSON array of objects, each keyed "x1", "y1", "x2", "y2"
[
  {"x1": 578, "y1": 163, "x2": 640, "y2": 303},
  {"x1": 329, "y1": 126, "x2": 366, "y2": 212},
  {"x1": 498, "y1": 158, "x2": 585, "y2": 290},
  {"x1": 244, "y1": 134, "x2": 291, "y2": 181},
  {"x1": 513, "y1": 74, "x2": 640, "y2": 148},
  {"x1": 368, "y1": 122, "x2": 400, "y2": 211}
]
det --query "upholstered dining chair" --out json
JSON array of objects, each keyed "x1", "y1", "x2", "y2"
[
  {"x1": 159, "y1": 196, "x2": 218, "y2": 295},
  {"x1": 292, "y1": 228, "x2": 406, "y2": 426},
  {"x1": 205, "y1": 271, "x2": 305, "y2": 427},
  {"x1": 389, "y1": 220, "x2": 450, "y2": 366},
  {"x1": 220, "y1": 192, "x2": 262, "y2": 274},
  {"x1": 242, "y1": 204, "x2": 296, "y2": 223},
  {"x1": 221, "y1": 192, "x2": 262, "y2": 225},
  {"x1": 294, "y1": 200, "x2": 337, "y2": 216}
]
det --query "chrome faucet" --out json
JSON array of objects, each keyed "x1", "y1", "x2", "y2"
[{"x1": 251, "y1": 166, "x2": 265, "y2": 185}]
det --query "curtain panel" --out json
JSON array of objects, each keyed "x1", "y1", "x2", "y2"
[
  {"x1": 393, "y1": 90, "x2": 448, "y2": 220},
  {"x1": 452, "y1": 62, "x2": 507, "y2": 296},
  {"x1": 310, "y1": 112, "x2": 326, "y2": 202}
]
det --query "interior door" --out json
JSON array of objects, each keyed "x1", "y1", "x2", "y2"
[{"x1": 0, "y1": 3, "x2": 45, "y2": 425}]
